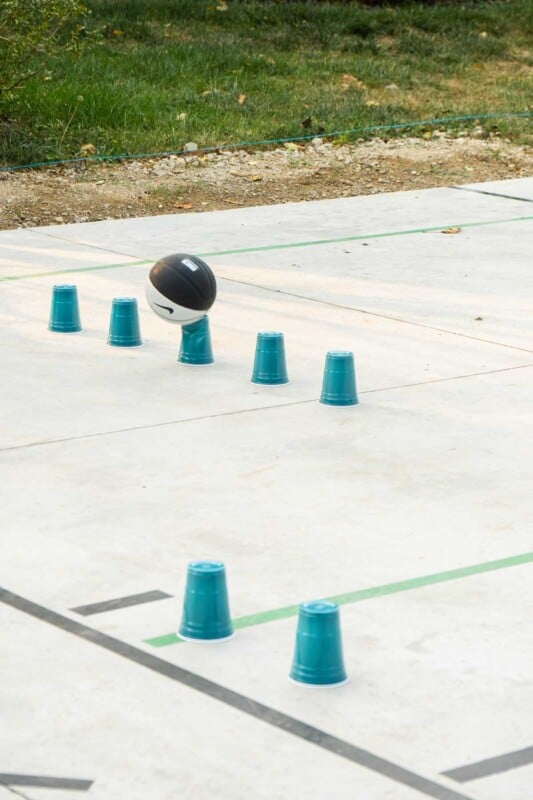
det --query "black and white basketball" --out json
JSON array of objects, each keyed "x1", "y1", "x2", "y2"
[{"x1": 145, "y1": 254, "x2": 217, "y2": 325}]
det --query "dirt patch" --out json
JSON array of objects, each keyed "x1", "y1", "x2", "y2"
[{"x1": 0, "y1": 133, "x2": 530, "y2": 231}]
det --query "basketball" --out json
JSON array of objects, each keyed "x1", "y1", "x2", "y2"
[{"x1": 145, "y1": 253, "x2": 217, "y2": 325}]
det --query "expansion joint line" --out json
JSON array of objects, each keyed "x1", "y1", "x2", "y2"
[
  {"x1": 0, "y1": 363, "x2": 530, "y2": 454},
  {"x1": 218, "y1": 274, "x2": 533, "y2": 355}
]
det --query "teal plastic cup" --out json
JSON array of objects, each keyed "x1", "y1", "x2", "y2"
[
  {"x1": 48, "y1": 284, "x2": 82, "y2": 333},
  {"x1": 251, "y1": 331, "x2": 289, "y2": 385},
  {"x1": 108, "y1": 298, "x2": 142, "y2": 347},
  {"x1": 290, "y1": 600, "x2": 348, "y2": 686},
  {"x1": 320, "y1": 351, "x2": 358, "y2": 406},
  {"x1": 178, "y1": 315, "x2": 214, "y2": 365},
  {"x1": 179, "y1": 560, "x2": 234, "y2": 641}
]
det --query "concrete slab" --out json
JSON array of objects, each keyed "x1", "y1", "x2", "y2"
[
  {"x1": 29, "y1": 187, "x2": 531, "y2": 263},
  {"x1": 1, "y1": 179, "x2": 532, "y2": 800},
  {"x1": 0, "y1": 228, "x2": 141, "y2": 279},
  {"x1": 214, "y1": 216, "x2": 533, "y2": 351},
  {"x1": 457, "y1": 177, "x2": 533, "y2": 203},
  {"x1": 466, "y1": 765, "x2": 533, "y2": 800},
  {"x1": 0, "y1": 604, "x2": 426, "y2": 800},
  {"x1": 1, "y1": 269, "x2": 530, "y2": 449},
  {"x1": 1, "y1": 367, "x2": 530, "y2": 619},
  {"x1": 147, "y1": 564, "x2": 532, "y2": 790}
]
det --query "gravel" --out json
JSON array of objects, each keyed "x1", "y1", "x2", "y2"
[{"x1": 0, "y1": 133, "x2": 530, "y2": 230}]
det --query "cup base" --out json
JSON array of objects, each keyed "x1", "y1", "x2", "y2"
[
  {"x1": 319, "y1": 399, "x2": 359, "y2": 407},
  {"x1": 251, "y1": 379, "x2": 290, "y2": 385},
  {"x1": 178, "y1": 359, "x2": 215, "y2": 367},
  {"x1": 178, "y1": 631, "x2": 235, "y2": 643},
  {"x1": 288, "y1": 676, "x2": 349, "y2": 688}
]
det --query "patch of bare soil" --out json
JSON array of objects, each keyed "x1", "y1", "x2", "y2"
[{"x1": 0, "y1": 133, "x2": 530, "y2": 230}]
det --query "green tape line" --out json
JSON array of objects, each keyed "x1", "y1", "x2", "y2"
[
  {"x1": 0, "y1": 259, "x2": 152, "y2": 283},
  {"x1": 199, "y1": 215, "x2": 533, "y2": 258},
  {"x1": 144, "y1": 550, "x2": 533, "y2": 647},
  {"x1": 2, "y1": 215, "x2": 532, "y2": 283}
]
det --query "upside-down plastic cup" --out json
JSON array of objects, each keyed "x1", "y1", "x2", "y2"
[
  {"x1": 178, "y1": 315, "x2": 214, "y2": 365},
  {"x1": 320, "y1": 351, "x2": 358, "y2": 406},
  {"x1": 107, "y1": 298, "x2": 142, "y2": 347},
  {"x1": 48, "y1": 284, "x2": 82, "y2": 333},
  {"x1": 179, "y1": 560, "x2": 234, "y2": 641},
  {"x1": 251, "y1": 331, "x2": 289, "y2": 384},
  {"x1": 289, "y1": 600, "x2": 348, "y2": 686}
]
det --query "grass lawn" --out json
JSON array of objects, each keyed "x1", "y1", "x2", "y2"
[{"x1": 1, "y1": 0, "x2": 531, "y2": 167}]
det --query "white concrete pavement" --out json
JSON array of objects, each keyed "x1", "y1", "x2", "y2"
[{"x1": 1, "y1": 178, "x2": 531, "y2": 800}]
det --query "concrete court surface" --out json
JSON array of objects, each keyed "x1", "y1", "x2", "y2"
[{"x1": 0, "y1": 178, "x2": 532, "y2": 800}]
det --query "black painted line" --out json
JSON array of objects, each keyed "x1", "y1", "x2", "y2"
[
  {"x1": 442, "y1": 745, "x2": 533, "y2": 783},
  {"x1": 0, "y1": 774, "x2": 93, "y2": 791},
  {"x1": 0, "y1": 587, "x2": 474, "y2": 800},
  {"x1": 452, "y1": 186, "x2": 533, "y2": 204},
  {"x1": 71, "y1": 590, "x2": 172, "y2": 616}
]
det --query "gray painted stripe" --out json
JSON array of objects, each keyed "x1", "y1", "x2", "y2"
[
  {"x1": 0, "y1": 587, "x2": 474, "y2": 800},
  {"x1": 452, "y1": 186, "x2": 533, "y2": 203},
  {"x1": 0, "y1": 774, "x2": 93, "y2": 791},
  {"x1": 442, "y1": 745, "x2": 533, "y2": 783},
  {"x1": 71, "y1": 590, "x2": 172, "y2": 616}
]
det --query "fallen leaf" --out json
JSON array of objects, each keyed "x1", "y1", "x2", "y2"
[
  {"x1": 301, "y1": 116, "x2": 312, "y2": 129},
  {"x1": 238, "y1": 93, "x2": 246, "y2": 105},
  {"x1": 80, "y1": 143, "x2": 97, "y2": 156},
  {"x1": 173, "y1": 202, "x2": 194, "y2": 209},
  {"x1": 248, "y1": 175, "x2": 262, "y2": 182},
  {"x1": 176, "y1": 112, "x2": 188, "y2": 120},
  {"x1": 365, "y1": 100, "x2": 379, "y2": 107},
  {"x1": 112, "y1": 29, "x2": 124, "y2": 37},
  {"x1": 423, "y1": 131, "x2": 432, "y2": 140},
  {"x1": 442, "y1": 227, "x2": 462, "y2": 234},
  {"x1": 216, "y1": 0, "x2": 228, "y2": 10},
  {"x1": 341, "y1": 74, "x2": 365, "y2": 91}
]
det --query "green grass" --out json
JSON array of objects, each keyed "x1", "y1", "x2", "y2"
[{"x1": 1, "y1": 0, "x2": 532, "y2": 167}]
